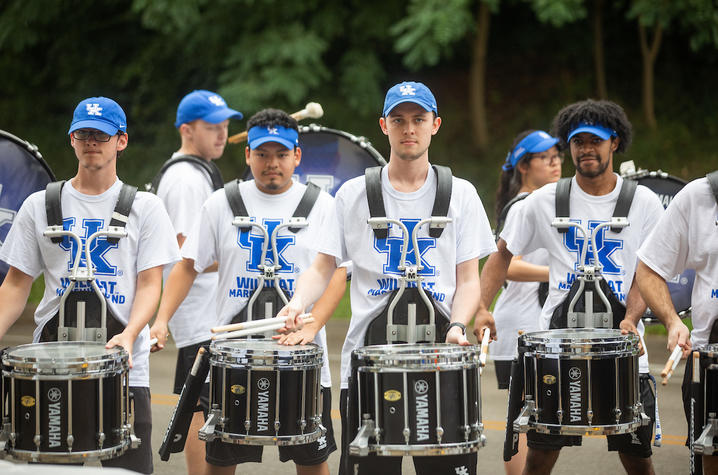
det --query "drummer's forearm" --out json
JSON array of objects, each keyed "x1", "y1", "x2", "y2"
[
  {"x1": 451, "y1": 258, "x2": 480, "y2": 326},
  {"x1": 308, "y1": 267, "x2": 347, "y2": 329},
  {"x1": 506, "y1": 258, "x2": 549, "y2": 282},
  {"x1": 478, "y1": 240, "x2": 513, "y2": 311},
  {"x1": 291, "y1": 252, "x2": 337, "y2": 311},
  {"x1": 623, "y1": 277, "x2": 647, "y2": 325},
  {"x1": 155, "y1": 258, "x2": 198, "y2": 325},
  {"x1": 635, "y1": 260, "x2": 682, "y2": 328},
  {"x1": 126, "y1": 266, "x2": 163, "y2": 338},
  {"x1": 0, "y1": 267, "x2": 34, "y2": 340}
]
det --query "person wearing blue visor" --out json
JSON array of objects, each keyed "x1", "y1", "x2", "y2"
[
  {"x1": 482, "y1": 129, "x2": 562, "y2": 475},
  {"x1": 475, "y1": 99, "x2": 662, "y2": 474}
]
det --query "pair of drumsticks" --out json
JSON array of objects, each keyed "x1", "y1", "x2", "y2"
[
  {"x1": 210, "y1": 314, "x2": 315, "y2": 341},
  {"x1": 661, "y1": 345, "x2": 684, "y2": 385},
  {"x1": 226, "y1": 103, "x2": 324, "y2": 144}
]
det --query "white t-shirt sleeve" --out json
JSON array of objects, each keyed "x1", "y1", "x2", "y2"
[
  {"x1": 0, "y1": 194, "x2": 43, "y2": 278},
  {"x1": 136, "y1": 195, "x2": 181, "y2": 272},
  {"x1": 455, "y1": 180, "x2": 496, "y2": 263},
  {"x1": 182, "y1": 199, "x2": 219, "y2": 273},
  {"x1": 310, "y1": 192, "x2": 342, "y2": 259},
  {"x1": 158, "y1": 172, "x2": 209, "y2": 237},
  {"x1": 501, "y1": 191, "x2": 542, "y2": 257},
  {"x1": 331, "y1": 186, "x2": 349, "y2": 263}
]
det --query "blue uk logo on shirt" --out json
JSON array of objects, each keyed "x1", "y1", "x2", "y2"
[
  {"x1": 374, "y1": 218, "x2": 436, "y2": 276},
  {"x1": 237, "y1": 218, "x2": 295, "y2": 273},
  {"x1": 59, "y1": 217, "x2": 118, "y2": 276},
  {"x1": 562, "y1": 219, "x2": 624, "y2": 275}
]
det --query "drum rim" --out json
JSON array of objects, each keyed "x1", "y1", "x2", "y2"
[
  {"x1": 2, "y1": 341, "x2": 128, "y2": 375},
  {"x1": 6, "y1": 438, "x2": 131, "y2": 462},
  {"x1": 0, "y1": 129, "x2": 56, "y2": 181},
  {"x1": 209, "y1": 340, "x2": 323, "y2": 368},
  {"x1": 210, "y1": 339, "x2": 322, "y2": 355},
  {"x1": 699, "y1": 343, "x2": 718, "y2": 357},
  {"x1": 623, "y1": 168, "x2": 687, "y2": 185},
  {"x1": 521, "y1": 328, "x2": 637, "y2": 343}
]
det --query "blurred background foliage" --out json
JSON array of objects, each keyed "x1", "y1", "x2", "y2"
[{"x1": 1, "y1": 0, "x2": 717, "y2": 222}]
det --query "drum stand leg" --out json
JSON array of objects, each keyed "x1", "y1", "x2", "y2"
[
  {"x1": 348, "y1": 414, "x2": 375, "y2": 457},
  {"x1": 694, "y1": 414, "x2": 718, "y2": 455},
  {"x1": 513, "y1": 398, "x2": 535, "y2": 434},
  {"x1": 199, "y1": 408, "x2": 222, "y2": 442}
]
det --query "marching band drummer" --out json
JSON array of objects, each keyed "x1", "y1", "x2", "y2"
[
  {"x1": 152, "y1": 108, "x2": 344, "y2": 475},
  {"x1": 636, "y1": 171, "x2": 718, "y2": 475},
  {"x1": 488, "y1": 129, "x2": 562, "y2": 475},
  {"x1": 149, "y1": 89, "x2": 243, "y2": 475},
  {"x1": 0, "y1": 97, "x2": 180, "y2": 473},
  {"x1": 474, "y1": 99, "x2": 663, "y2": 475},
  {"x1": 278, "y1": 81, "x2": 497, "y2": 475}
]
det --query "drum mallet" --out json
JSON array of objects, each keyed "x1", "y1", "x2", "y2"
[
  {"x1": 479, "y1": 328, "x2": 490, "y2": 374},
  {"x1": 661, "y1": 345, "x2": 683, "y2": 385},
  {"x1": 211, "y1": 314, "x2": 314, "y2": 340},
  {"x1": 227, "y1": 102, "x2": 324, "y2": 144}
]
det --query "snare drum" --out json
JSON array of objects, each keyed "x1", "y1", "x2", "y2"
[
  {"x1": 201, "y1": 340, "x2": 324, "y2": 446},
  {"x1": 693, "y1": 344, "x2": 718, "y2": 456},
  {"x1": 515, "y1": 329, "x2": 644, "y2": 436},
  {"x1": 348, "y1": 343, "x2": 484, "y2": 457},
  {"x1": 0, "y1": 342, "x2": 132, "y2": 462}
]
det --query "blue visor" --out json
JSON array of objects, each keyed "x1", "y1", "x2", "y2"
[
  {"x1": 502, "y1": 131, "x2": 559, "y2": 171},
  {"x1": 247, "y1": 125, "x2": 299, "y2": 150},
  {"x1": 567, "y1": 122, "x2": 616, "y2": 141}
]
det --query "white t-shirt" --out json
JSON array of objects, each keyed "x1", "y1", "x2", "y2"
[
  {"x1": 0, "y1": 179, "x2": 180, "y2": 387},
  {"x1": 501, "y1": 174, "x2": 664, "y2": 374},
  {"x1": 491, "y1": 198, "x2": 548, "y2": 361},
  {"x1": 326, "y1": 166, "x2": 496, "y2": 388},
  {"x1": 637, "y1": 177, "x2": 718, "y2": 348},
  {"x1": 157, "y1": 157, "x2": 218, "y2": 348},
  {"x1": 182, "y1": 180, "x2": 337, "y2": 387}
]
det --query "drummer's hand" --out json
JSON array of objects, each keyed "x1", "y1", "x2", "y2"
[
  {"x1": 149, "y1": 321, "x2": 169, "y2": 353},
  {"x1": 274, "y1": 321, "x2": 318, "y2": 346},
  {"x1": 619, "y1": 319, "x2": 644, "y2": 356},
  {"x1": 106, "y1": 330, "x2": 135, "y2": 368},
  {"x1": 666, "y1": 317, "x2": 692, "y2": 358},
  {"x1": 276, "y1": 297, "x2": 305, "y2": 333},
  {"x1": 472, "y1": 308, "x2": 497, "y2": 342},
  {"x1": 445, "y1": 324, "x2": 470, "y2": 346}
]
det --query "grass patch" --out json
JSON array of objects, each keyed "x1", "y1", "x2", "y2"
[{"x1": 644, "y1": 317, "x2": 693, "y2": 336}]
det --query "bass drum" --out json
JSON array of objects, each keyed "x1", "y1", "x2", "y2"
[
  {"x1": 0, "y1": 130, "x2": 55, "y2": 283},
  {"x1": 243, "y1": 125, "x2": 386, "y2": 196},
  {"x1": 624, "y1": 169, "x2": 695, "y2": 319}
]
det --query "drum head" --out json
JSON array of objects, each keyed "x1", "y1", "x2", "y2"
[
  {"x1": 210, "y1": 339, "x2": 322, "y2": 368},
  {"x1": 0, "y1": 130, "x2": 55, "y2": 283},
  {"x1": 3, "y1": 341, "x2": 127, "y2": 375},
  {"x1": 353, "y1": 343, "x2": 479, "y2": 370},
  {"x1": 521, "y1": 328, "x2": 638, "y2": 356},
  {"x1": 242, "y1": 125, "x2": 386, "y2": 196},
  {"x1": 628, "y1": 171, "x2": 695, "y2": 316}
]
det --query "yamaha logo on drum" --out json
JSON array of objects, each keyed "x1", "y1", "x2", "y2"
[
  {"x1": 568, "y1": 367, "x2": 582, "y2": 422},
  {"x1": 414, "y1": 379, "x2": 430, "y2": 441},
  {"x1": 47, "y1": 387, "x2": 62, "y2": 448},
  {"x1": 569, "y1": 367, "x2": 581, "y2": 380},
  {"x1": 414, "y1": 380, "x2": 429, "y2": 395},
  {"x1": 256, "y1": 377, "x2": 271, "y2": 432}
]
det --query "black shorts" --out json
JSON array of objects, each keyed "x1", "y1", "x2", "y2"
[
  {"x1": 494, "y1": 360, "x2": 513, "y2": 390},
  {"x1": 102, "y1": 386, "x2": 153, "y2": 474},
  {"x1": 527, "y1": 374, "x2": 655, "y2": 459},
  {"x1": 338, "y1": 389, "x2": 477, "y2": 475},
  {"x1": 205, "y1": 386, "x2": 336, "y2": 466},
  {"x1": 173, "y1": 341, "x2": 210, "y2": 413}
]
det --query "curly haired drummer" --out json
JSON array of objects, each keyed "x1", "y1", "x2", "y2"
[
  {"x1": 0, "y1": 96, "x2": 180, "y2": 473},
  {"x1": 474, "y1": 99, "x2": 664, "y2": 475},
  {"x1": 637, "y1": 171, "x2": 718, "y2": 474},
  {"x1": 153, "y1": 108, "x2": 345, "y2": 475},
  {"x1": 278, "y1": 81, "x2": 496, "y2": 475}
]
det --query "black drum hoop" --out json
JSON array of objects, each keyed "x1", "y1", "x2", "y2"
[{"x1": 0, "y1": 129, "x2": 56, "y2": 182}]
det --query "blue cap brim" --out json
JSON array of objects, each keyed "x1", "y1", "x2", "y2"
[
  {"x1": 249, "y1": 136, "x2": 295, "y2": 150},
  {"x1": 526, "y1": 137, "x2": 559, "y2": 153},
  {"x1": 383, "y1": 99, "x2": 435, "y2": 117},
  {"x1": 68, "y1": 119, "x2": 119, "y2": 136},
  {"x1": 568, "y1": 126, "x2": 612, "y2": 141},
  {"x1": 202, "y1": 107, "x2": 244, "y2": 123}
]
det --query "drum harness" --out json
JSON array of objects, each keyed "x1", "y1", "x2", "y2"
[
  {"x1": 40, "y1": 180, "x2": 136, "y2": 344},
  {"x1": 146, "y1": 154, "x2": 224, "y2": 194},
  {"x1": 349, "y1": 165, "x2": 455, "y2": 456},
  {"x1": 159, "y1": 178, "x2": 323, "y2": 459}
]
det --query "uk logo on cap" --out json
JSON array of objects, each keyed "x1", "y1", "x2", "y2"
[
  {"x1": 86, "y1": 103, "x2": 103, "y2": 116},
  {"x1": 68, "y1": 97, "x2": 127, "y2": 136},
  {"x1": 383, "y1": 81, "x2": 437, "y2": 116},
  {"x1": 400, "y1": 84, "x2": 417, "y2": 96}
]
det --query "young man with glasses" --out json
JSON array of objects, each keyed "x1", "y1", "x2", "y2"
[
  {"x1": 474, "y1": 99, "x2": 663, "y2": 475},
  {"x1": 0, "y1": 96, "x2": 179, "y2": 473}
]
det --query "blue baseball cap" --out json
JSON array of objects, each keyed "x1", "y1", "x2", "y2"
[
  {"x1": 567, "y1": 122, "x2": 617, "y2": 141},
  {"x1": 503, "y1": 130, "x2": 559, "y2": 171},
  {"x1": 382, "y1": 81, "x2": 438, "y2": 117},
  {"x1": 247, "y1": 125, "x2": 299, "y2": 150},
  {"x1": 175, "y1": 90, "x2": 243, "y2": 128},
  {"x1": 68, "y1": 97, "x2": 127, "y2": 136}
]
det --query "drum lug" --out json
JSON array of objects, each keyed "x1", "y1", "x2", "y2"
[
  {"x1": 348, "y1": 414, "x2": 375, "y2": 457},
  {"x1": 694, "y1": 414, "x2": 718, "y2": 455},
  {"x1": 274, "y1": 420, "x2": 281, "y2": 435},
  {"x1": 513, "y1": 398, "x2": 535, "y2": 433},
  {"x1": 435, "y1": 425, "x2": 444, "y2": 444},
  {"x1": 402, "y1": 426, "x2": 411, "y2": 444},
  {"x1": 199, "y1": 408, "x2": 221, "y2": 442},
  {"x1": 462, "y1": 424, "x2": 471, "y2": 441},
  {"x1": 613, "y1": 408, "x2": 622, "y2": 423},
  {"x1": 299, "y1": 418, "x2": 306, "y2": 434},
  {"x1": 97, "y1": 431, "x2": 105, "y2": 448},
  {"x1": 130, "y1": 433, "x2": 141, "y2": 449},
  {"x1": 587, "y1": 410, "x2": 593, "y2": 425},
  {"x1": 556, "y1": 409, "x2": 563, "y2": 424},
  {"x1": 635, "y1": 402, "x2": 650, "y2": 426},
  {"x1": 66, "y1": 434, "x2": 74, "y2": 451}
]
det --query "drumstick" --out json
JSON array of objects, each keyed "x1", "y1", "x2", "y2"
[
  {"x1": 479, "y1": 327, "x2": 490, "y2": 367},
  {"x1": 212, "y1": 316, "x2": 314, "y2": 340},
  {"x1": 149, "y1": 337, "x2": 158, "y2": 346},
  {"x1": 211, "y1": 314, "x2": 312, "y2": 334},
  {"x1": 227, "y1": 102, "x2": 324, "y2": 144},
  {"x1": 661, "y1": 345, "x2": 683, "y2": 385}
]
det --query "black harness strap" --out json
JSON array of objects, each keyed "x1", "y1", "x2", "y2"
[
  {"x1": 45, "y1": 180, "x2": 66, "y2": 243},
  {"x1": 610, "y1": 179, "x2": 637, "y2": 233},
  {"x1": 554, "y1": 177, "x2": 572, "y2": 233},
  {"x1": 288, "y1": 181, "x2": 322, "y2": 233},
  {"x1": 366, "y1": 165, "x2": 453, "y2": 239},
  {"x1": 223, "y1": 179, "x2": 251, "y2": 231},
  {"x1": 107, "y1": 184, "x2": 137, "y2": 244},
  {"x1": 495, "y1": 192, "x2": 529, "y2": 239},
  {"x1": 707, "y1": 170, "x2": 718, "y2": 206},
  {"x1": 149, "y1": 154, "x2": 224, "y2": 193}
]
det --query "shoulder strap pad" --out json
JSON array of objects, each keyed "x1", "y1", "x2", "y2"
[
  {"x1": 495, "y1": 192, "x2": 529, "y2": 239},
  {"x1": 554, "y1": 177, "x2": 572, "y2": 233},
  {"x1": 610, "y1": 179, "x2": 638, "y2": 233},
  {"x1": 149, "y1": 155, "x2": 224, "y2": 193},
  {"x1": 365, "y1": 166, "x2": 387, "y2": 239},
  {"x1": 429, "y1": 165, "x2": 452, "y2": 238},
  {"x1": 224, "y1": 179, "x2": 251, "y2": 231},
  {"x1": 45, "y1": 180, "x2": 67, "y2": 243},
  {"x1": 289, "y1": 182, "x2": 322, "y2": 233},
  {"x1": 707, "y1": 170, "x2": 718, "y2": 206},
  {"x1": 107, "y1": 184, "x2": 137, "y2": 244}
]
